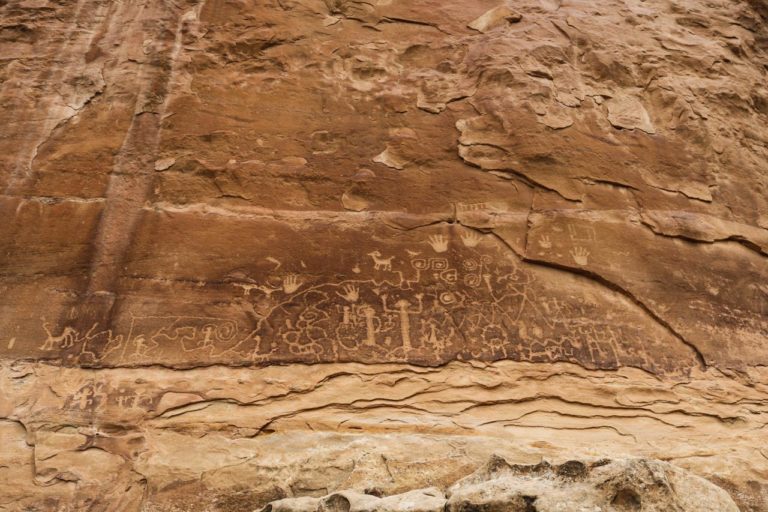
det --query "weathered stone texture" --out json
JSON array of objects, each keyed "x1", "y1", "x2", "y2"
[
  {"x1": 1, "y1": 0, "x2": 767, "y2": 509},
  {"x1": 264, "y1": 457, "x2": 741, "y2": 512}
]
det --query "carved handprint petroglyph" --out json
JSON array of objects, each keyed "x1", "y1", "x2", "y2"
[
  {"x1": 538, "y1": 235, "x2": 552, "y2": 249},
  {"x1": 428, "y1": 234, "x2": 448, "y2": 253},
  {"x1": 461, "y1": 231, "x2": 483, "y2": 248},
  {"x1": 368, "y1": 251, "x2": 394, "y2": 271},
  {"x1": 282, "y1": 274, "x2": 303, "y2": 294},
  {"x1": 570, "y1": 247, "x2": 590, "y2": 266},
  {"x1": 337, "y1": 284, "x2": 360, "y2": 303}
]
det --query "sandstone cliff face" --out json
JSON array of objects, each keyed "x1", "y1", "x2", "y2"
[{"x1": 1, "y1": 0, "x2": 767, "y2": 510}]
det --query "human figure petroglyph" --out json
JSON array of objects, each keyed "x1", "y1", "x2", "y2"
[
  {"x1": 423, "y1": 321, "x2": 441, "y2": 347},
  {"x1": 419, "y1": 297, "x2": 461, "y2": 355},
  {"x1": 70, "y1": 382, "x2": 108, "y2": 411},
  {"x1": 341, "y1": 305, "x2": 353, "y2": 325},
  {"x1": 115, "y1": 387, "x2": 137, "y2": 408},
  {"x1": 199, "y1": 325, "x2": 218, "y2": 349},
  {"x1": 67, "y1": 381, "x2": 156, "y2": 412},
  {"x1": 126, "y1": 334, "x2": 157, "y2": 359},
  {"x1": 360, "y1": 305, "x2": 380, "y2": 346},
  {"x1": 382, "y1": 293, "x2": 424, "y2": 352},
  {"x1": 418, "y1": 318, "x2": 453, "y2": 354},
  {"x1": 368, "y1": 250, "x2": 394, "y2": 271},
  {"x1": 581, "y1": 324, "x2": 620, "y2": 367},
  {"x1": 481, "y1": 323, "x2": 509, "y2": 358},
  {"x1": 37, "y1": 317, "x2": 127, "y2": 364},
  {"x1": 336, "y1": 305, "x2": 361, "y2": 350}
]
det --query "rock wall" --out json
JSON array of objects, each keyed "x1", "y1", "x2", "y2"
[{"x1": 1, "y1": 0, "x2": 767, "y2": 510}]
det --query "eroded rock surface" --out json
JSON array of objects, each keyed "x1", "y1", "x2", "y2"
[
  {"x1": 1, "y1": 0, "x2": 768, "y2": 510},
  {"x1": 263, "y1": 456, "x2": 740, "y2": 512}
]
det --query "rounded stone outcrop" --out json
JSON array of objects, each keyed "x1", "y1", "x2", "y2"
[{"x1": 259, "y1": 457, "x2": 740, "y2": 512}]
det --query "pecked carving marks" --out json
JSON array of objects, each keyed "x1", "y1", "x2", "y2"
[
  {"x1": 516, "y1": 242, "x2": 708, "y2": 371},
  {"x1": 2, "y1": 200, "x2": 765, "y2": 373},
  {"x1": 522, "y1": 210, "x2": 768, "y2": 369},
  {"x1": 17, "y1": 212, "x2": 701, "y2": 374}
]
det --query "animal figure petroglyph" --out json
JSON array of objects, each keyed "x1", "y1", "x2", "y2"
[
  {"x1": 39, "y1": 320, "x2": 77, "y2": 351},
  {"x1": 368, "y1": 251, "x2": 394, "y2": 271},
  {"x1": 233, "y1": 282, "x2": 280, "y2": 296}
]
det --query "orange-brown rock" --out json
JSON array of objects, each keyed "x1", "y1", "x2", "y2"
[{"x1": 1, "y1": 0, "x2": 767, "y2": 510}]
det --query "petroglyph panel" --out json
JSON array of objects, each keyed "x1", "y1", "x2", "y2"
[
  {"x1": 525, "y1": 210, "x2": 768, "y2": 367},
  {"x1": 2, "y1": 0, "x2": 768, "y2": 508},
  {"x1": 0, "y1": 209, "x2": 700, "y2": 373}
]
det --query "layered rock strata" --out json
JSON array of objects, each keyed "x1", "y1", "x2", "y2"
[{"x1": 1, "y1": 0, "x2": 768, "y2": 510}]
